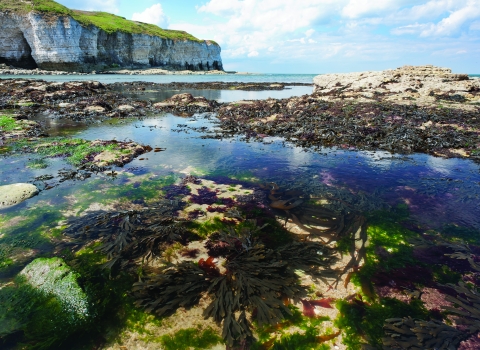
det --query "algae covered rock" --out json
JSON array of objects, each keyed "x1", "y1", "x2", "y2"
[{"x1": 0, "y1": 257, "x2": 91, "y2": 348}]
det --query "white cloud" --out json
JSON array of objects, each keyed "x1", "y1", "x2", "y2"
[
  {"x1": 420, "y1": 0, "x2": 480, "y2": 36},
  {"x1": 132, "y1": 3, "x2": 169, "y2": 28},
  {"x1": 168, "y1": 0, "x2": 480, "y2": 71},
  {"x1": 305, "y1": 29, "x2": 315, "y2": 37},
  {"x1": 342, "y1": 0, "x2": 401, "y2": 19},
  {"x1": 391, "y1": 0, "x2": 480, "y2": 36}
]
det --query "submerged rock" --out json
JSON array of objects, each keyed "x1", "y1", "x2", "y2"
[
  {"x1": 19, "y1": 257, "x2": 90, "y2": 323},
  {"x1": 0, "y1": 258, "x2": 91, "y2": 347},
  {"x1": 0, "y1": 183, "x2": 39, "y2": 209}
]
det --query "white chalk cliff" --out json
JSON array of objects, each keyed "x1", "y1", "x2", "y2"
[{"x1": 0, "y1": 11, "x2": 222, "y2": 72}]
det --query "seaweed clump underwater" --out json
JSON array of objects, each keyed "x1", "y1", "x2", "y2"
[
  {"x1": 59, "y1": 181, "x2": 346, "y2": 348},
  {"x1": 133, "y1": 221, "x2": 337, "y2": 347},
  {"x1": 59, "y1": 181, "x2": 373, "y2": 348}
]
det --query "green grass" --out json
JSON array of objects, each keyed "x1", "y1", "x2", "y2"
[
  {"x1": 71, "y1": 11, "x2": 206, "y2": 42},
  {"x1": 0, "y1": 115, "x2": 17, "y2": 132},
  {"x1": 0, "y1": 0, "x2": 216, "y2": 43},
  {"x1": 0, "y1": 0, "x2": 70, "y2": 15}
]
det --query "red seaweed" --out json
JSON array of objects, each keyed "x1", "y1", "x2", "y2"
[
  {"x1": 198, "y1": 257, "x2": 221, "y2": 277},
  {"x1": 309, "y1": 298, "x2": 335, "y2": 308}
]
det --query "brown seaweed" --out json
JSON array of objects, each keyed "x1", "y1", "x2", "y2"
[
  {"x1": 133, "y1": 261, "x2": 210, "y2": 316},
  {"x1": 133, "y1": 223, "x2": 337, "y2": 346},
  {"x1": 61, "y1": 202, "x2": 189, "y2": 270},
  {"x1": 383, "y1": 317, "x2": 467, "y2": 349}
]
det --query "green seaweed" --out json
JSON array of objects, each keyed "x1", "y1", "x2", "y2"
[
  {"x1": 160, "y1": 327, "x2": 223, "y2": 350},
  {"x1": 441, "y1": 224, "x2": 480, "y2": 245},
  {"x1": 335, "y1": 298, "x2": 430, "y2": 349},
  {"x1": 26, "y1": 158, "x2": 49, "y2": 169},
  {"x1": 34, "y1": 138, "x2": 119, "y2": 166},
  {"x1": 346, "y1": 206, "x2": 418, "y2": 300},
  {"x1": 70, "y1": 174, "x2": 177, "y2": 214},
  {"x1": 0, "y1": 115, "x2": 17, "y2": 132},
  {"x1": 0, "y1": 207, "x2": 62, "y2": 273},
  {"x1": 253, "y1": 306, "x2": 332, "y2": 350}
]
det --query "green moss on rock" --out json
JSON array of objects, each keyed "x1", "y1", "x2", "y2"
[{"x1": 0, "y1": 257, "x2": 91, "y2": 349}]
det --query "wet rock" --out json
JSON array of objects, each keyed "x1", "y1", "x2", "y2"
[
  {"x1": 153, "y1": 93, "x2": 221, "y2": 115},
  {"x1": 58, "y1": 102, "x2": 74, "y2": 108},
  {"x1": 0, "y1": 183, "x2": 39, "y2": 208},
  {"x1": 0, "y1": 258, "x2": 91, "y2": 346},
  {"x1": 117, "y1": 104, "x2": 135, "y2": 112},
  {"x1": 19, "y1": 258, "x2": 90, "y2": 322},
  {"x1": 91, "y1": 141, "x2": 151, "y2": 167},
  {"x1": 84, "y1": 105, "x2": 105, "y2": 113}
]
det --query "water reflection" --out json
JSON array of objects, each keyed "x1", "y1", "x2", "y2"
[
  {"x1": 2, "y1": 113, "x2": 480, "y2": 234},
  {"x1": 116, "y1": 86, "x2": 313, "y2": 103}
]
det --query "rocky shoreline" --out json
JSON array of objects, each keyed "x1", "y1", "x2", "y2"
[
  {"x1": 2, "y1": 65, "x2": 480, "y2": 350},
  {"x1": 1, "y1": 65, "x2": 479, "y2": 162},
  {"x1": 0, "y1": 63, "x2": 239, "y2": 76}
]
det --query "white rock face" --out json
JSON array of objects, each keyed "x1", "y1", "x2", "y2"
[
  {"x1": 0, "y1": 183, "x2": 39, "y2": 208},
  {"x1": 0, "y1": 12, "x2": 223, "y2": 72}
]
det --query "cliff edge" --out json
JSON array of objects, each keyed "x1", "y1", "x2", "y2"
[{"x1": 0, "y1": 0, "x2": 223, "y2": 72}]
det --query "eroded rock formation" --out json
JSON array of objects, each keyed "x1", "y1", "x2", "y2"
[
  {"x1": 313, "y1": 65, "x2": 480, "y2": 107},
  {"x1": 0, "y1": 11, "x2": 222, "y2": 72}
]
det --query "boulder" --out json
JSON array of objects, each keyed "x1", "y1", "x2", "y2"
[
  {"x1": 84, "y1": 105, "x2": 105, "y2": 113},
  {"x1": 117, "y1": 104, "x2": 135, "y2": 112},
  {"x1": 0, "y1": 183, "x2": 39, "y2": 209},
  {"x1": 0, "y1": 258, "x2": 91, "y2": 346}
]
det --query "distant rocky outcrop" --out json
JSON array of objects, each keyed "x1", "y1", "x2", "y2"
[
  {"x1": 313, "y1": 65, "x2": 480, "y2": 108},
  {"x1": 0, "y1": 4, "x2": 222, "y2": 72}
]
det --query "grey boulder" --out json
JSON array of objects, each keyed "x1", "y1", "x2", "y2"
[{"x1": 0, "y1": 183, "x2": 39, "y2": 208}]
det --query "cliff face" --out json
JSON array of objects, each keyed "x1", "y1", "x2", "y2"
[{"x1": 0, "y1": 11, "x2": 223, "y2": 72}]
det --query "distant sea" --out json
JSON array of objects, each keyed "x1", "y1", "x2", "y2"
[
  {"x1": 0, "y1": 73, "x2": 318, "y2": 84},
  {"x1": 1, "y1": 73, "x2": 478, "y2": 84}
]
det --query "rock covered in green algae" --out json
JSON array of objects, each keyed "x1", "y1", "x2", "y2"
[
  {"x1": 19, "y1": 257, "x2": 90, "y2": 323},
  {"x1": 0, "y1": 258, "x2": 91, "y2": 348}
]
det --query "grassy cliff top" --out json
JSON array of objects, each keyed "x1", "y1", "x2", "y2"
[{"x1": 0, "y1": 0, "x2": 217, "y2": 44}]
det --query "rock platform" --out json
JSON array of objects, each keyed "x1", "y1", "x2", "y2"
[{"x1": 314, "y1": 65, "x2": 480, "y2": 109}]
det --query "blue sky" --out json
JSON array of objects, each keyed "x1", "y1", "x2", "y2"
[{"x1": 56, "y1": 0, "x2": 480, "y2": 74}]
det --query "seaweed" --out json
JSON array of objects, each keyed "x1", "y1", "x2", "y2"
[
  {"x1": 262, "y1": 183, "x2": 367, "y2": 285},
  {"x1": 133, "y1": 222, "x2": 337, "y2": 347},
  {"x1": 62, "y1": 201, "x2": 190, "y2": 271},
  {"x1": 441, "y1": 282, "x2": 480, "y2": 329},
  {"x1": 380, "y1": 282, "x2": 480, "y2": 349},
  {"x1": 383, "y1": 317, "x2": 467, "y2": 349},
  {"x1": 133, "y1": 261, "x2": 210, "y2": 316}
]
